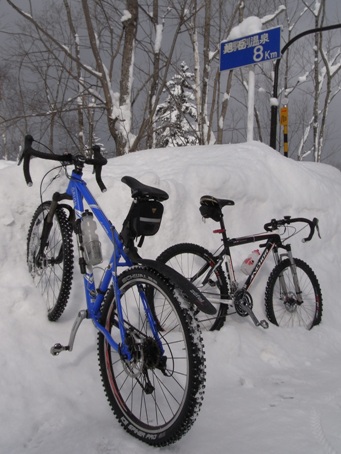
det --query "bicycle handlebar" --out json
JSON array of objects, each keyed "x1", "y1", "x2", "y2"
[
  {"x1": 264, "y1": 216, "x2": 321, "y2": 242},
  {"x1": 19, "y1": 135, "x2": 108, "y2": 192}
]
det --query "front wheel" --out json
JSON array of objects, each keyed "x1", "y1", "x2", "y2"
[
  {"x1": 97, "y1": 267, "x2": 206, "y2": 447},
  {"x1": 157, "y1": 243, "x2": 229, "y2": 330},
  {"x1": 26, "y1": 202, "x2": 74, "y2": 321},
  {"x1": 265, "y1": 258, "x2": 323, "y2": 329}
]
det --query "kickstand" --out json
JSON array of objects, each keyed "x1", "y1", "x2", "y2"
[{"x1": 50, "y1": 310, "x2": 88, "y2": 356}]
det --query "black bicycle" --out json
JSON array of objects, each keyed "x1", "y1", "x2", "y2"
[{"x1": 157, "y1": 194, "x2": 323, "y2": 331}]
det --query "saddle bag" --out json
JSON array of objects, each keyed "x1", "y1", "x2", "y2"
[
  {"x1": 120, "y1": 200, "x2": 164, "y2": 250},
  {"x1": 129, "y1": 200, "x2": 164, "y2": 237},
  {"x1": 199, "y1": 204, "x2": 222, "y2": 222}
]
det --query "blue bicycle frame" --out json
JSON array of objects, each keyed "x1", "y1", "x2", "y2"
[
  {"x1": 21, "y1": 134, "x2": 215, "y2": 358},
  {"x1": 60, "y1": 168, "x2": 163, "y2": 360}
]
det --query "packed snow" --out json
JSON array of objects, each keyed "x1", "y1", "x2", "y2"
[{"x1": 1, "y1": 141, "x2": 341, "y2": 454}]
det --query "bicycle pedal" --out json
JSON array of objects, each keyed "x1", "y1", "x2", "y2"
[
  {"x1": 258, "y1": 320, "x2": 269, "y2": 329},
  {"x1": 50, "y1": 343, "x2": 69, "y2": 356}
]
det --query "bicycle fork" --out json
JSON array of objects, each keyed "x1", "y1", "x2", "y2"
[{"x1": 275, "y1": 246, "x2": 304, "y2": 305}]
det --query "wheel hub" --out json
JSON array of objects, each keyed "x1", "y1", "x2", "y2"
[
  {"x1": 284, "y1": 293, "x2": 298, "y2": 312},
  {"x1": 122, "y1": 331, "x2": 163, "y2": 378}
]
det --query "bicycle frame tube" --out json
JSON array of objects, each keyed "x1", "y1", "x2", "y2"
[
  {"x1": 222, "y1": 232, "x2": 282, "y2": 292},
  {"x1": 65, "y1": 172, "x2": 134, "y2": 353},
  {"x1": 64, "y1": 171, "x2": 163, "y2": 358},
  {"x1": 66, "y1": 172, "x2": 114, "y2": 240},
  {"x1": 241, "y1": 242, "x2": 276, "y2": 290}
]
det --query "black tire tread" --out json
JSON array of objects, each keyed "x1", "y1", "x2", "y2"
[
  {"x1": 27, "y1": 202, "x2": 74, "y2": 321},
  {"x1": 265, "y1": 258, "x2": 323, "y2": 329},
  {"x1": 97, "y1": 266, "x2": 206, "y2": 447}
]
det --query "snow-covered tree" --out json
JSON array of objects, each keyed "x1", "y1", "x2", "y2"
[{"x1": 155, "y1": 62, "x2": 199, "y2": 147}]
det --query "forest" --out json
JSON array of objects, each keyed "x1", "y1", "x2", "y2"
[{"x1": 0, "y1": 0, "x2": 341, "y2": 164}]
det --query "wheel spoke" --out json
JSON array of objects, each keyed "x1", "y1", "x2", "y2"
[{"x1": 265, "y1": 258, "x2": 322, "y2": 329}]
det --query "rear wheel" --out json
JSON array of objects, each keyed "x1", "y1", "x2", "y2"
[
  {"x1": 157, "y1": 243, "x2": 229, "y2": 330},
  {"x1": 27, "y1": 202, "x2": 74, "y2": 321},
  {"x1": 97, "y1": 267, "x2": 206, "y2": 447},
  {"x1": 265, "y1": 258, "x2": 322, "y2": 329}
]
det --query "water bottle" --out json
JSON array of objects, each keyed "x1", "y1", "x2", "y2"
[
  {"x1": 240, "y1": 249, "x2": 260, "y2": 275},
  {"x1": 81, "y1": 210, "x2": 102, "y2": 266}
]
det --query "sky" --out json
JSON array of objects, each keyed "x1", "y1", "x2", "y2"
[{"x1": 1, "y1": 140, "x2": 341, "y2": 453}]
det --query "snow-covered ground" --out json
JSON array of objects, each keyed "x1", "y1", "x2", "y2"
[{"x1": 1, "y1": 141, "x2": 341, "y2": 454}]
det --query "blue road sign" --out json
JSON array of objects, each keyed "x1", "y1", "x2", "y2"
[{"x1": 220, "y1": 26, "x2": 281, "y2": 72}]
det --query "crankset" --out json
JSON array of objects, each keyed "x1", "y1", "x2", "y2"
[{"x1": 233, "y1": 290, "x2": 269, "y2": 329}]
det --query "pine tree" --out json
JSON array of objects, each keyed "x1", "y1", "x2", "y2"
[{"x1": 155, "y1": 62, "x2": 199, "y2": 148}]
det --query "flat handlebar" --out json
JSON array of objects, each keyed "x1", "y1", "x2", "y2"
[
  {"x1": 264, "y1": 216, "x2": 321, "y2": 242},
  {"x1": 19, "y1": 135, "x2": 108, "y2": 192}
]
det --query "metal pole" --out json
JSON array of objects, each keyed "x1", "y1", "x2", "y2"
[
  {"x1": 269, "y1": 24, "x2": 341, "y2": 150},
  {"x1": 247, "y1": 70, "x2": 255, "y2": 141}
]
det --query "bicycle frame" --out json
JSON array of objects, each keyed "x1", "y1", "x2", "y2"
[
  {"x1": 205, "y1": 230, "x2": 297, "y2": 302},
  {"x1": 52, "y1": 168, "x2": 163, "y2": 359}
]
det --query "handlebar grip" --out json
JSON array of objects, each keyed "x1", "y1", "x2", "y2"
[
  {"x1": 23, "y1": 154, "x2": 33, "y2": 186},
  {"x1": 302, "y1": 217, "x2": 320, "y2": 242},
  {"x1": 22, "y1": 135, "x2": 34, "y2": 186},
  {"x1": 20, "y1": 135, "x2": 107, "y2": 190}
]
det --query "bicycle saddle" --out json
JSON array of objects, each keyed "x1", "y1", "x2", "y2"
[
  {"x1": 200, "y1": 195, "x2": 235, "y2": 209},
  {"x1": 122, "y1": 176, "x2": 169, "y2": 201}
]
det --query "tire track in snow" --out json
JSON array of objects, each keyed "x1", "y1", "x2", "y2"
[{"x1": 310, "y1": 408, "x2": 338, "y2": 454}]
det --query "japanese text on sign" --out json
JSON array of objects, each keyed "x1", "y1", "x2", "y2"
[
  {"x1": 219, "y1": 26, "x2": 281, "y2": 72},
  {"x1": 222, "y1": 33, "x2": 270, "y2": 54}
]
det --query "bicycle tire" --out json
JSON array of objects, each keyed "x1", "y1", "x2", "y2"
[
  {"x1": 97, "y1": 267, "x2": 206, "y2": 447},
  {"x1": 27, "y1": 202, "x2": 74, "y2": 321},
  {"x1": 265, "y1": 258, "x2": 323, "y2": 329},
  {"x1": 157, "y1": 243, "x2": 229, "y2": 330}
]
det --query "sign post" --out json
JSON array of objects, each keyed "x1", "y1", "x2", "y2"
[
  {"x1": 220, "y1": 26, "x2": 281, "y2": 141},
  {"x1": 280, "y1": 105, "x2": 289, "y2": 157}
]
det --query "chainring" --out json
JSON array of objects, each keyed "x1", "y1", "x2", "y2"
[{"x1": 234, "y1": 290, "x2": 253, "y2": 317}]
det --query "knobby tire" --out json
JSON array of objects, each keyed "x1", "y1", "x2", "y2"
[
  {"x1": 27, "y1": 202, "x2": 74, "y2": 321},
  {"x1": 265, "y1": 258, "x2": 323, "y2": 329},
  {"x1": 97, "y1": 266, "x2": 206, "y2": 447}
]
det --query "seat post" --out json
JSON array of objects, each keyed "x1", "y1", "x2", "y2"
[{"x1": 219, "y1": 213, "x2": 229, "y2": 246}]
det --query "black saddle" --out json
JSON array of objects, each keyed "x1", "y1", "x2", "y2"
[
  {"x1": 122, "y1": 176, "x2": 169, "y2": 201},
  {"x1": 199, "y1": 195, "x2": 234, "y2": 222}
]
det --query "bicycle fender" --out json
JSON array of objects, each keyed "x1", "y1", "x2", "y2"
[{"x1": 140, "y1": 259, "x2": 216, "y2": 315}]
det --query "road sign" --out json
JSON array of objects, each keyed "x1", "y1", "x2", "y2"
[{"x1": 220, "y1": 26, "x2": 281, "y2": 72}]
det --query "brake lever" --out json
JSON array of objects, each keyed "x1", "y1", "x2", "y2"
[
  {"x1": 92, "y1": 145, "x2": 107, "y2": 193},
  {"x1": 314, "y1": 218, "x2": 321, "y2": 239}
]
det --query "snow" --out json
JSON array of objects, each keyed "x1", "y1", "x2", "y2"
[
  {"x1": 154, "y1": 24, "x2": 163, "y2": 54},
  {"x1": 270, "y1": 97, "x2": 279, "y2": 106},
  {"x1": 227, "y1": 16, "x2": 263, "y2": 40},
  {"x1": 2, "y1": 141, "x2": 341, "y2": 453},
  {"x1": 298, "y1": 73, "x2": 308, "y2": 83},
  {"x1": 121, "y1": 10, "x2": 132, "y2": 23}
]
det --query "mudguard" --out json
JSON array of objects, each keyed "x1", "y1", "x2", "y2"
[{"x1": 140, "y1": 259, "x2": 216, "y2": 315}]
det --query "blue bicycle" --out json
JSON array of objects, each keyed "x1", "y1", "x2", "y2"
[{"x1": 20, "y1": 135, "x2": 215, "y2": 447}]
